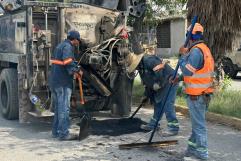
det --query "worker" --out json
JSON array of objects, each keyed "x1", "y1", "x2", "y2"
[
  {"x1": 177, "y1": 23, "x2": 215, "y2": 160},
  {"x1": 50, "y1": 30, "x2": 83, "y2": 141},
  {"x1": 127, "y1": 50, "x2": 179, "y2": 136}
]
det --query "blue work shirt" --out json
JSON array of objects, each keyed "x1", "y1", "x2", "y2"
[
  {"x1": 139, "y1": 55, "x2": 175, "y2": 103},
  {"x1": 179, "y1": 47, "x2": 204, "y2": 76},
  {"x1": 50, "y1": 39, "x2": 79, "y2": 89}
]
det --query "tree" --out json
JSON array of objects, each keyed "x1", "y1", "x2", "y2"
[
  {"x1": 187, "y1": 0, "x2": 241, "y2": 79},
  {"x1": 144, "y1": 0, "x2": 187, "y2": 24}
]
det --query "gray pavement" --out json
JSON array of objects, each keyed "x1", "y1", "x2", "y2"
[
  {"x1": 229, "y1": 73, "x2": 241, "y2": 90},
  {"x1": 0, "y1": 107, "x2": 241, "y2": 161}
]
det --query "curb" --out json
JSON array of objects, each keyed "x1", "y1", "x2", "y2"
[{"x1": 175, "y1": 105, "x2": 241, "y2": 131}]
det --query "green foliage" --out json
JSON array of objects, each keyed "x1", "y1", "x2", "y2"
[
  {"x1": 132, "y1": 78, "x2": 145, "y2": 103},
  {"x1": 219, "y1": 75, "x2": 232, "y2": 91},
  {"x1": 175, "y1": 84, "x2": 187, "y2": 106},
  {"x1": 153, "y1": 0, "x2": 187, "y2": 12},
  {"x1": 144, "y1": 0, "x2": 188, "y2": 26},
  {"x1": 176, "y1": 96, "x2": 187, "y2": 106}
]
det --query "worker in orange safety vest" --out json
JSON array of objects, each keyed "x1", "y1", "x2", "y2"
[{"x1": 174, "y1": 23, "x2": 215, "y2": 160}]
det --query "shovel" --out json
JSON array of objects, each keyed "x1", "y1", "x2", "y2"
[{"x1": 76, "y1": 72, "x2": 91, "y2": 140}]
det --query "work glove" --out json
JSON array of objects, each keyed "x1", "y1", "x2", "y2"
[
  {"x1": 169, "y1": 76, "x2": 179, "y2": 84},
  {"x1": 153, "y1": 83, "x2": 162, "y2": 91}
]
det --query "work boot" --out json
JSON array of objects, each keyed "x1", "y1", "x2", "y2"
[
  {"x1": 160, "y1": 130, "x2": 178, "y2": 137},
  {"x1": 183, "y1": 148, "x2": 208, "y2": 160},
  {"x1": 59, "y1": 133, "x2": 78, "y2": 141},
  {"x1": 140, "y1": 124, "x2": 160, "y2": 131},
  {"x1": 183, "y1": 148, "x2": 195, "y2": 157}
]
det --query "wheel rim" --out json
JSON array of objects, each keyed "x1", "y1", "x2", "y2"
[{"x1": 0, "y1": 81, "x2": 8, "y2": 109}]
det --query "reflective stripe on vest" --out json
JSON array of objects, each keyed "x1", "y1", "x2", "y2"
[
  {"x1": 184, "y1": 43, "x2": 215, "y2": 95},
  {"x1": 185, "y1": 82, "x2": 213, "y2": 88},
  {"x1": 50, "y1": 58, "x2": 73, "y2": 65},
  {"x1": 191, "y1": 72, "x2": 215, "y2": 78}
]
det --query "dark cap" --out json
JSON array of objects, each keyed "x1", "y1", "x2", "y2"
[{"x1": 67, "y1": 30, "x2": 81, "y2": 41}]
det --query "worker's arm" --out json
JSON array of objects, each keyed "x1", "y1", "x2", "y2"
[
  {"x1": 179, "y1": 48, "x2": 204, "y2": 76},
  {"x1": 62, "y1": 44, "x2": 81, "y2": 75},
  {"x1": 143, "y1": 56, "x2": 165, "y2": 79}
]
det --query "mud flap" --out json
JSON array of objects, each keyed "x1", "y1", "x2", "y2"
[{"x1": 111, "y1": 72, "x2": 133, "y2": 117}]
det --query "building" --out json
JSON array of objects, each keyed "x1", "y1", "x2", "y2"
[{"x1": 156, "y1": 15, "x2": 187, "y2": 58}]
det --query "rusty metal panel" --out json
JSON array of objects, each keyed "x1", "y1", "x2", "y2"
[
  {"x1": 0, "y1": 11, "x2": 26, "y2": 54},
  {"x1": 64, "y1": 6, "x2": 119, "y2": 45}
]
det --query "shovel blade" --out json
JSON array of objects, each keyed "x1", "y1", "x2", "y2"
[{"x1": 78, "y1": 113, "x2": 91, "y2": 141}]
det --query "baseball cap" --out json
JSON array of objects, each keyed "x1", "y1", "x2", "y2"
[{"x1": 67, "y1": 30, "x2": 81, "y2": 41}]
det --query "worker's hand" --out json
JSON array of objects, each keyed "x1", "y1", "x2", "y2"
[
  {"x1": 141, "y1": 96, "x2": 149, "y2": 104},
  {"x1": 153, "y1": 60, "x2": 170, "y2": 72},
  {"x1": 153, "y1": 63, "x2": 165, "y2": 71},
  {"x1": 78, "y1": 69, "x2": 83, "y2": 77},
  {"x1": 74, "y1": 73, "x2": 80, "y2": 79},
  {"x1": 169, "y1": 76, "x2": 179, "y2": 84},
  {"x1": 179, "y1": 46, "x2": 189, "y2": 55},
  {"x1": 74, "y1": 70, "x2": 83, "y2": 79}
]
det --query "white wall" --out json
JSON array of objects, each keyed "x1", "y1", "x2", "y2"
[
  {"x1": 170, "y1": 19, "x2": 186, "y2": 56},
  {"x1": 156, "y1": 18, "x2": 186, "y2": 58}
]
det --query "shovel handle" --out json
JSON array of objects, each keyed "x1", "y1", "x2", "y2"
[{"x1": 77, "y1": 74, "x2": 85, "y2": 105}]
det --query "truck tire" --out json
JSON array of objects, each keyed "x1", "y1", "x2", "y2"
[
  {"x1": 222, "y1": 58, "x2": 238, "y2": 79},
  {"x1": 0, "y1": 68, "x2": 19, "y2": 119}
]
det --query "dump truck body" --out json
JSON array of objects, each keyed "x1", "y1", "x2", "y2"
[{"x1": 0, "y1": 0, "x2": 146, "y2": 122}]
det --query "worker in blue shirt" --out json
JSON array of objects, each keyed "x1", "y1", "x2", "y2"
[
  {"x1": 127, "y1": 51, "x2": 179, "y2": 136},
  {"x1": 177, "y1": 23, "x2": 215, "y2": 160},
  {"x1": 50, "y1": 30, "x2": 83, "y2": 141}
]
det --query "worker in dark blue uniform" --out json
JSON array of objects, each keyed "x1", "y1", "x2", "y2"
[
  {"x1": 50, "y1": 30, "x2": 82, "y2": 141},
  {"x1": 127, "y1": 52, "x2": 179, "y2": 136}
]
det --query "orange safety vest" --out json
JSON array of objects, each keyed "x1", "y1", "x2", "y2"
[{"x1": 184, "y1": 43, "x2": 215, "y2": 95}]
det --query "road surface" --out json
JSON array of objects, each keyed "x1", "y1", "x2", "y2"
[{"x1": 0, "y1": 107, "x2": 241, "y2": 161}]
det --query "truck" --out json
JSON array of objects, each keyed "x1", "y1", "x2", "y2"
[{"x1": 0, "y1": 0, "x2": 146, "y2": 123}]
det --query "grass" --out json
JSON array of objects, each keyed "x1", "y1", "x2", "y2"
[
  {"x1": 133, "y1": 79, "x2": 241, "y2": 119},
  {"x1": 175, "y1": 87, "x2": 241, "y2": 119},
  {"x1": 208, "y1": 90, "x2": 241, "y2": 119}
]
